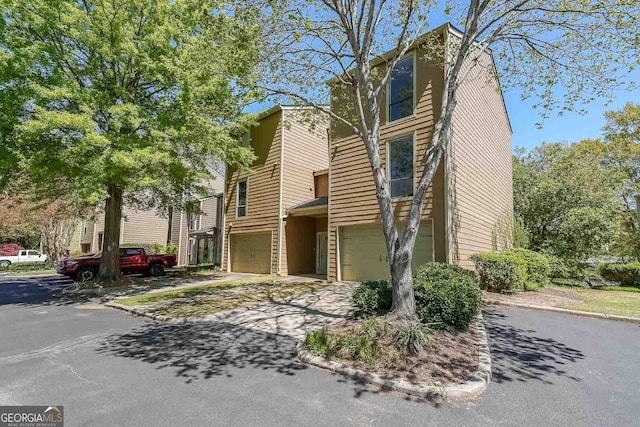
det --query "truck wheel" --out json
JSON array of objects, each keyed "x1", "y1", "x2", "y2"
[
  {"x1": 0, "y1": 260, "x2": 10, "y2": 268},
  {"x1": 76, "y1": 267, "x2": 96, "y2": 282},
  {"x1": 149, "y1": 263, "x2": 165, "y2": 277}
]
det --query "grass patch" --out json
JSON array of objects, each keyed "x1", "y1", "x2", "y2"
[
  {"x1": 117, "y1": 276, "x2": 279, "y2": 306},
  {"x1": 597, "y1": 286, "x2": 640, "y2": 293},
  {"x1": 554, "y1": 286, "x2": 640, "y2": 318},
  {"x1": 150, "y1": 280, "x2": 330, "y2": 318}
]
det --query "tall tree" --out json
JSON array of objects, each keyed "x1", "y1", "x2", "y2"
[
  {"x1": 513, "y1": 140, "x2": 620, "y2": 260},
  {"x1": 261, "y1": 1, "x2": 640, "y2": 319},
  {"x1": 0, "y1": 0, "x2": 260, "y2": 281}
]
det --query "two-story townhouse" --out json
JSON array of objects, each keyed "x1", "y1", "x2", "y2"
[
  {"x1": 328, "y1": 23, "x2": 513, "y2": 281},
  {"x1": 221, "y1": 106, "x2": 330, "y2": 275}
]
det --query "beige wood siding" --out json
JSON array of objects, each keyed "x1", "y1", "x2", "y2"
[
  {"x1": 222, "y1": 110, "x2": 283, "y2": 273},
  {"x1": 328, "y1": 46, "x2": 447, "y2": 281},
  {"x1": 284, "y1": 216, "x2": 316, "y2": 274},
  {"x1": 230, "y1": 232, "x2": 272, "y2": 273},
  {"x1": 315, "y1": 174, "x2": 329, "y2": 198},
  {"x1": 340, "y1": 221, "x2": 433, "y2": 281},
  {"x1": 121, "y1": 208, "x2": 169, "y2": 246},
  {"x1": 281, "y1": 110, "x2": 329, "y2": 211},
  {"x1": 448, "y1": 49, "x2": 513, "y2": 269},
  {"x1": 199, "y1": 197, "x2": 218, "y2": 229}
]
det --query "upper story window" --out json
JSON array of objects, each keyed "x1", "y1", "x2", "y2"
[
  {"x1": 187, "y1": 211, "x2": 199, "y2": 231},
  {"x1": 237, "y1": 180, "x2": 247, "y2": 217},
  {"x1": 388, "y1": 134, "x2": 414, "y2": 198},
  {"x1": 388, "y1": 55, "x2": 414, "y2": 122}
]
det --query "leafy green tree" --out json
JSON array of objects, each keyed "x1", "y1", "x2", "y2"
[
  {"x1": 261, "y1": 0, "x2": 640, "y2": 320},
  {"x1": 513, "y1": 140, "x2": 620, "y2": 260},
  {"x1": 602, "y1": 102, "x2": 640, "y2": 257},
  {"x1": 0, "y1": 0, "x2": 260, "y2": 281}
]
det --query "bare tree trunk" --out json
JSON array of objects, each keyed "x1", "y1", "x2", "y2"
[{"x1": 98, "y1": 185, "x2": 123, "y2": 282}]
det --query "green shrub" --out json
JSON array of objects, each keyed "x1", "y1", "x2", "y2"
[
  {"x1": 6, "y1": 262, "x2": 54, "y2": 272},
  {"x1": 121, "y1": 242, "x2": 170, "y2": 254},
  {"x1": 391, "y1": 322, "x2": 432, "y2": 354},
  {"x1": 413, "y1": 263, "x2": 482, "y2": 330},
  {"x1": 185, "y1": 263, "x2": 220, "y2": 272},
  {"x1": 547, "y1": 255, "x2": 587, "y2": 280},
  {"x1": 470, "y1": 253, "x2": 527, "y2": 293},
  {"x1": 599, "y1": 262, "x2": 640, "y2": 287},
  {"x1": 503, "y1": 248, "x2": 550, "y2": 287},
  {"x1": 352, "y1": 280, "x2": 392, "y2": 318}
]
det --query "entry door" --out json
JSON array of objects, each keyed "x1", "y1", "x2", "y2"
[{"x1": 316, "y1": 232, "x2": 328, "y2": 275}]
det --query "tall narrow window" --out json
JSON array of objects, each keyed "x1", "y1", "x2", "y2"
[
  {"x1": 237, "y1": 180, "x2": 247, "y2": 217},
  {"x1": 388, "y1": 55, "x2": 414, "y2": 121},
  {"x1": 388, "y1": 134, "x2": 414, "y2": 198}
]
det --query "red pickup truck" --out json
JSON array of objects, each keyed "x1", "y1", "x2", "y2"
[{"x1": 57, "y1": 247, "x2": 177, "y2": 282}]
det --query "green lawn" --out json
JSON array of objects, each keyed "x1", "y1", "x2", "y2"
[
  {"x1": 556, "y1": 286, "x2": 640, "y2": 318},
  {"x1": 117, "y1": 275, "x2": 279, "y2": 306}
]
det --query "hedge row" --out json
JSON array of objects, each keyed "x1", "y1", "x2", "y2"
[
  {"x1": 598, "y1": 262, "x2": 640, "y2": 287},
  {"x1": 470, "y1": 248, "x2": 550, "y2": 293}
]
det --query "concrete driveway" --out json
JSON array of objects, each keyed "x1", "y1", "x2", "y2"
[{"x1": 1, "y1": 275, "x2": 639, "y2": 426}]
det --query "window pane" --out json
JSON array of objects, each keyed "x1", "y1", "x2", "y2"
[
  {"x1": 389, "y1": 135, "x2": 413, "y2": 198},
  {"x1": 238, "y1": 181, "x2": 247, "y2": 206},
  {"x1": 389, "y1": 56, "x2": 414, "y2": 121},
  {"x1": 237, "y1": 206, "x2": 246, "y2": 217}
]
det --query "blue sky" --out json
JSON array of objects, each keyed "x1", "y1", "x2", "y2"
[{"x1": 505, "y1": 68, "x2": 640, "y2": 151}]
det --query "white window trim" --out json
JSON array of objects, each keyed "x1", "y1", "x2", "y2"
[
  {"x1": 386, "y1": 132, "x2": 416, "y2": 201},
  {"x1": 236, "y1": 179, "x2": 248, "y2": 218},
  {"x1": 386, "y1": 51, "x2": 417, "y2": 124}
]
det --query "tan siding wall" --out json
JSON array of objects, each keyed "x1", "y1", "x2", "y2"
[
  {"x1": 222, "y1": 110, "x2": 283, "y2": 273},
  {"x1": 281, "y1": 111, "x2": 329, "y2": 211},
  {"x1": 199, "y1": 197, "x2": 218, "y2": 229},
  {"x1": 328, "y1": 48, "x2": 447, "y2": 281},
  {"x1": 448, "y1": 50, "x2": 513, "y2": 269},
  {"x1": 315, "y1": 174, "x2": 329, "y2": 198},
  {"x1": 284, "y1": 216, "x2": 316, "y2": 274},
  {"x1": 121, "y1": 209, "x2": 169, "y2": 246}
]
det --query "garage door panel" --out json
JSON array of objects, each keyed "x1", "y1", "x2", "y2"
[
  {"x1": 340, "y1": 222, "x2": 432, "y2": 281},
  {"x1": 231, "y1": 232, "x2": 271, "y2": 274}
]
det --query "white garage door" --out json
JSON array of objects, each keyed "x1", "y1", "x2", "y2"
[
  {"x1": 230, "y1": 232, "x2": 272, "y2": 274},
  {"x1": 340, "y1": 222, "x2": 433, "y2": 281}
]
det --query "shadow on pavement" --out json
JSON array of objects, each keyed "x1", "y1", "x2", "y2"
[
  {"x1": 483, "y1": 307, "x2": 585, "y2": 384},
  {"x1": 95, "y1": 320, "x2": 309, "y2": 383},
  {"x1": 0, "y1": 275, "x2": 83, "y2": 306}
]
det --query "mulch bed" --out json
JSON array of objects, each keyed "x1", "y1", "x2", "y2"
[{"x1": 324, "y1": 320, "x2": 479, "y2": 386}]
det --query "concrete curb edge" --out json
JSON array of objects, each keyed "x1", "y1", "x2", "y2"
[
  {"x1": 296, "y1": 314, "x2": 492, "y2": 402},
  {"x1": 484, "y1": 299, "x2": 640, "y2": 324},
  {"x1": 104, "y1": 301, "x2": 184, "y2": 323}
]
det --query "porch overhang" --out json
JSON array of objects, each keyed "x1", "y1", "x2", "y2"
[
  {"x1": 287, "y1": 197, "x2": 328, "y2": 217},
  {"x1": 188, "y1": 225, "x2": 218, "y2": 237}
]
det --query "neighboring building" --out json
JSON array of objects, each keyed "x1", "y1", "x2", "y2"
[
  {"x1": 222, "y1": 23, "x2": 513, "y2": 281},
  {"x1": 69, "y1": 207, "x2": 170, "y2": 255},
  {"x1": 69, "y1": 166, "x2": 225, "y2": 267},
  {"x1": 221, "y1": 106, "x2": 330, "y2": 275},
  {"x1": 168, "y1": 164, "x2": 225, "y2": 266}
]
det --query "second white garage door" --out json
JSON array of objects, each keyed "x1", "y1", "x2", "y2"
[
  {"x1": 230, "y1": 232, "x2": 272, "y2": 274},
  {"x1": 339, "y1": 222, "x2": 433, "y2": 281}
]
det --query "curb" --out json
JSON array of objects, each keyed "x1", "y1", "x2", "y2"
[
  {"x1": 296, "y1": 314, "x2": 492, "y2": 402},
  {"x1": 104, "y1": 301, "x2": 183, "y2": 323},
  {"x1": 484, "y1": 300, "x2": 640, "y2": 324}
]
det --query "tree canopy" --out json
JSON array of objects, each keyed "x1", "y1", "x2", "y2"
[
  {"x1": 0, "y1": 0, "x2": 262, "y2": 279},
  {"x1": 514, "y1": 103, "x2": 640, "y2": 260}
]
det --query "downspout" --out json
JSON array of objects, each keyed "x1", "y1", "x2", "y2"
[{"x1": 277, "y1": 110, "x2": 285, "y2": 275}]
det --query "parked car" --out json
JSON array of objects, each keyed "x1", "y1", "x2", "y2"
[
  {"x1": 0, "y1": 250, "x2": 48, "y2": 268},
  {"x1": 57, "y1": 247, "x2": 177, "y2": 281}
]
